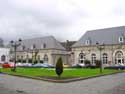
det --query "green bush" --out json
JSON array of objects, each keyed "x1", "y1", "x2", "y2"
[
  {"x1": 95, "y1": 60, "x2": 101, "y2": 68},
  {"x1": 22, "y1": 59, "x2": 26, "y2": 63},
  {"x1": 55, "y1": 57, "x2": 63, "y2": 78},
  {"x1": 40, "y1": 60, "x2": 43, "y2": 63},
  {"x1": 17, "y1": 59, "x2": 21, "y2": 62},
  {"x1": 28, "y1": 59, "x2": 32, "y2": 63},
  {"x1": 84, "y1": 60, "x2": 91, "y2": 66},
  {"x1": 33, "y1": 60, "x2": 38, "y2": 64}
]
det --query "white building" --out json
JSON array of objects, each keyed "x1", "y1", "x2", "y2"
[
  {"x1": 10, "y1": 36, "x2": 69, "y2": 66},
  {"x1": 0, "y1": 48, "x2": 10, "y2": 63}
]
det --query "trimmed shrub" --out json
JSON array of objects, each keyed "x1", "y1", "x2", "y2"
[
  {"x1": 55, "y1": 57, "x2": 63, "y2": 78},
  {"x1": 84, "y1": 60, "x2": 91, "y2": 66},
  {"x1": 95, "y1": 60, "x2": 101, "y2": 68},
  {"x1": 17, "y1": 59, "x2": 21, "y2": 62},
  {"x1": 28, "y1": 59, "x2": 32, "y2": 63},
  {"x1": 33, "y1": 60, "x2": 38, "y2": 64},
  {"x1": 40, "y1": 60, "x2": 43, "y2": 63},
  {"x1": 22, "y1": 59, "x2": 26, "y2": 63}
]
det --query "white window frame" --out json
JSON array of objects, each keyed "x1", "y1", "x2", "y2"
[
  {"x1": 119, "y1": 37, "x2": 124, "y2": 43},
  {"x1": 85, "y1": 40, "x2": 90, "y2": 45},
  {"x1": 102, "y1": 53, "x2": 108, "y2": 64},
  {"x1": 91, "y1": 54, "x2": 96, "y2": 64},
  {"x1": 41, "y1": 43, "x2": 46, "y2": 49}
]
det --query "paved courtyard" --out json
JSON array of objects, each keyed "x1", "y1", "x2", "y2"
[{"x1": 0, "y1": 73, "x2": 125, "y2": 94}]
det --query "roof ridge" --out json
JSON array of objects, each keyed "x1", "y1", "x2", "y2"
[
  {"x1": 87, "y1": 26, "x2": 125, "y2": 32},
  {"x1": 72, "y1": 26, "x2": 125, "y2": 47},
  {"x1": 22, "y1": 36, "x2": 54, "y2": 41}
]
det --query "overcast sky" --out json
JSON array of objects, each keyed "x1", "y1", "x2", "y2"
[{"x1": 0, "y1": 0, "x2": 125, "y2": 44}]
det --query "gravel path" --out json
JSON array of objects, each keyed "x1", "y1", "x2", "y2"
[{"x1": 0, "y1": 73, "x2": 125, "y2": 94}]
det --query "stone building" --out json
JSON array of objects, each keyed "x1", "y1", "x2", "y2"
[
  {"x1": 0, "y1": 48, "x2": 10, "y2": 63},
  {"x1": 0, "y1": 38, "x2": 10, "y2": 63},
  {"x1": 72, "y1": 26, "x2": 125, "y2": 66},
  {"x1": 10, "y1": 36, "x2": 69, "y2": 65}
]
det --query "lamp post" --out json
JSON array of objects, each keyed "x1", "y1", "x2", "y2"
[
  {"x1": 96, "y1": 42, "x2": 105, "y2": 73},
  {"x1": 26, "y1": 48, "x2": 30, "y2": 63},
  {"x1": 10, "y1": 39, "x2": 22, "y2": 72},
  {"x1": 32, "y1": 45, "x2": 39, "y2": 64}
]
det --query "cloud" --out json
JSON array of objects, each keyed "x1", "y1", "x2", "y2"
[{"x1": 0, "y1": 0, "x2": 125, "y2": 45}]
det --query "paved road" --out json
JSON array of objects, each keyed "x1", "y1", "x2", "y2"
[{"x1": 0, "y1": 73, "x2": 125, "y2": 94}]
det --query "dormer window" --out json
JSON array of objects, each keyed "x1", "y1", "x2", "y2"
[
  {"x1": 43, "y1": 43, "x2": 46, "y2": 48},
  {"x1": 85, "y1": 40, "x2": 90, "y2": 45},
  {"x1": 41, "y1": 43, "x2": 46, "y2": 49},
  {"x1": 119, "y1": 37, "x2": 124, "y2": 43},
  {"x1": 31, "y1": 44, "x2": 36, "y2": 49},
  {"x1": 33, "y1": 44, "x2": 36, "y2": 49}
]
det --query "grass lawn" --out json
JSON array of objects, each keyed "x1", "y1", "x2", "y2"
[{"x1": 1, "y1": 68, "x2": 120, "y2": 78}]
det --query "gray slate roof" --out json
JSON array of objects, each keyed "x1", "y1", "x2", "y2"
[
  {"x1": 16, "y1": 36, "x2": 65, "y2": 51},
  {"x1": 73, "y1": 26, "x2": 125, "y2": 47},
  {"x1": 0, "y1": 38, "x2": 4, "y2": 47}
]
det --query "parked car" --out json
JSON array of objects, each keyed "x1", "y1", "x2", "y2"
[
  {"x1": 44, "y1": 63, "x2": 54, "y2": 68},
  {"x1": 104, "y1": 65, "x2": 125, "y2": 70},
  {"x1": 2, "y1": 63, "x2": 11, "y2": 68},
  {"x1": 32, "y1": 63, "x2": 46, "y2": 68},
  {"x1": 16, "y1": 62, "x2": 23, "y2": 67},
  {"x1": 32, "y1": 63, "x2": 54, "y2": 68},
  {"x1": 71, "y1": 63, "x2": 86, "y2": 68},
  {"x1": 2, "y1": 63, "x2": 10, "y2": 68},
  {"x1": 16, "y1": 63, "x2": 32, "y2": 67}
]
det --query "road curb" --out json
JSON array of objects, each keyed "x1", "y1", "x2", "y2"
[{"x1": 1, "y1": 71, "x2": 124, "y2": 83}]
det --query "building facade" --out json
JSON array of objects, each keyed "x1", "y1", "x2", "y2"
[
  {"x1": 0, "y1": 38, "x2": 10, "y2": 63},
  {"x1": 0, "y1": 48, "x2": 10, "y2": 63},
  {"x1": 10, "y1": 36, "x2": 69, "y2": 66},
  {"x1": 72, "y1": 26, "x2": 125, "y2": 66}
]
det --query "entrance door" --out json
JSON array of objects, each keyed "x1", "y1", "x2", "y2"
[{"x1": 118, "y1": 59, "x2": 122, "y2": 64}]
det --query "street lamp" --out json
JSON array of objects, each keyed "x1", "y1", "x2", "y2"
[
  {"x1": 26, "y1": 48, "x2": 30, "y2": 63},
  {"x1": 96, "y1": 42, "x2": 105, "y2": 73},
  {"x1": 10, "y1": 38, "x2": 22, "y2": 72},
  {"x1": 31, "y1": 45, "x2": 39, "y2": 64}
]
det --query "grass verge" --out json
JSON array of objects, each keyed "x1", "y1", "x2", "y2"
[{"x1": 1, "y1": 68, "x2": 120, "y2": 78}]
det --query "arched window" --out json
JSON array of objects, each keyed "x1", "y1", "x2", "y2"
[
  {"x1": 43, "y1": 54, "x2": 48, "y2": 63},
  {"x1": 102, "y1": 53, "x2": 108, "y2": 64},
  {"x1": 115, "y1": 51, "x2": 124, "y2": 65},
  {"x1": 79, "y1": 53, "x2": 85, "y2": 63},
  {"x1": 1, "y1": 55, "x2": 6, "y2": 62},
  {"x1": 91, "y1": 54, "x2": 96, "y2": 64}
]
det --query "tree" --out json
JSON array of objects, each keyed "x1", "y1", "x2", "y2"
[{"x1": 55, "y1": 57, "x2": 63, "y2": 78}]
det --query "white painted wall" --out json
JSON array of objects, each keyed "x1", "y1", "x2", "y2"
[{"x1": 0, "y1": 48, "x2": 10, "y2": 63}]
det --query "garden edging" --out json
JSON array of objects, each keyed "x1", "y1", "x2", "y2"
[{"x1": 1, "y1": 71, "x2": 124, "y2": 83}]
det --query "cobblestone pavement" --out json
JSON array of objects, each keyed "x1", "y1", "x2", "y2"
[{"x1": 0, "y1": 73, "x2": 125, "y2": 94}]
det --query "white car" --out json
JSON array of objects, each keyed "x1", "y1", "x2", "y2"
[{"x1": 16, "y1": 63, "x2": 32, "y2": 67}]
